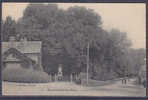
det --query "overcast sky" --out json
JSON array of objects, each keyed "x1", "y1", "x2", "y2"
[{"x1": 2, "y1": 3, "x2": 146, "y2": 49}]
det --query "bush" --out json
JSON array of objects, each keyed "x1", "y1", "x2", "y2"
[
  {"x1": 93, "y1": 70, "x2": 118, "y2": 81},
  {"x1": 2, "y1": 66, "x2": 50, "y2": 83}
]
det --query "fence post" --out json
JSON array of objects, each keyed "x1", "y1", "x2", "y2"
[
  {"x1": 70, "y1": 74, "x2": 73, "y2": 83},
  {"x1": 55, "y1": 74, "x2": 57, "y2": 82},
  {"x1": 49, "y1": 74, "x2": 51, "y2": 82}
]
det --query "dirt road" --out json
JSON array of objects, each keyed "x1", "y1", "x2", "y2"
[{"x1": 2, "y1": 79, "x2": 146, "y2": 96}]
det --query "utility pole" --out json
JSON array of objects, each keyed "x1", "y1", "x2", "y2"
[{"x1": 87, "y1": 42, "x2": 89, "y2": 85}]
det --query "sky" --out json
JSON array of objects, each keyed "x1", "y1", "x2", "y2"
[{"x1": 2, "y1": 3, "x2": 146, "y2": 49}]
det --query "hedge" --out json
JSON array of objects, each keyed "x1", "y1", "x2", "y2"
[{"x1": 2, "y1": 66, "x2": 50, "y2": 83}]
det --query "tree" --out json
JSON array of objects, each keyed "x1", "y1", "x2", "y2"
[
  {"x1": 16, "y1": 4, "x2": 104, "y2": 75},
  {"x1": 13, "y1": 3, "x2": 143, "y2": 80},
  {"x1": 2, "y1": 16, "x2": 17, "y2": 41},
  {"x1": 127, "y1": 48, "x2": 146, "y2": 76},
  {"x1": 105, "y1": 29, "x2": 132, "y2": 77},
  {"x1": 63, "y1": 6, "x2": 103, "y2": 73}
]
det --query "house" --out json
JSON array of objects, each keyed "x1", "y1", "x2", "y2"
[{"x1": 2, "y1": 36, "x2": 43, "y2": 71}]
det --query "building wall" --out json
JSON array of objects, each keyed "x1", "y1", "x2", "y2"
[
  {"x1": 4, "y1": 54, "x2": 20, "y2": 62},
  {"x1": 5, "y1": 62, "x2": 21, "y2": 69}
]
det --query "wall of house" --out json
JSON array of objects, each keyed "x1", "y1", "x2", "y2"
[
  {"x1": 4, "y1": 54, "x2": 20, "y2": 62},
  {"x1": 5, "y1": 62, "x2": 21, "y2": 69}
]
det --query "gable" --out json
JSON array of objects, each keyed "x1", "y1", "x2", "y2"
[
  {"x1": 4, "y1": 54, "x2": 21, "y2": 62},
  {"x1": 3, "y1": 48, "x2": 36, "y2": 65}
]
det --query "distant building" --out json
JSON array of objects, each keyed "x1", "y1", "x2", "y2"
[{"x1": 2, "y1": 36, "x2": 43, "y2": 71}]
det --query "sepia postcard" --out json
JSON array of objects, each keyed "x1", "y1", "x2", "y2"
[{"x1": 1, "y1": 3, "x2": 146, "y2": 96}]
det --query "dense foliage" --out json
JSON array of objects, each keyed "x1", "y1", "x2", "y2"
[
  {"x1": 2, "y1": 66, "x2": 50, "y2": 83},
  {"x1": 2, "y1": 4, "x2": 146, "y2": 80},
  {"x1": 1, "y1": 16, "x2": 17, "y2": 41}
]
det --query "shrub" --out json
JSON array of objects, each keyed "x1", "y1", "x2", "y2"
[
  {"x1": 2, "y1": 66, "x2": 50, "y2": 83},
  {"x1": 33, "y1": 64, "x2": 43, "y2": 71}
]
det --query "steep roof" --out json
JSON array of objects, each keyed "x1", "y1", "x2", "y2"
[
  {"x1": 2, "y1": 41, "x2": 42, "y2": 54},
  {"x1": 3, "y1": 48, "x2": 36, "y2": 68}
]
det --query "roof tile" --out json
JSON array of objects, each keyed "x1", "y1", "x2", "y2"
[{"x1": 2, "y1": 41, "x2": 42, "y2": 54}]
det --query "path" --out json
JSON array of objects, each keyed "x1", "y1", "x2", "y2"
[
  {"x1": 2, "y1": 79, "x2": 146, "y2": 96},
  {"x1": 86, "y1": 78, "x2": 146, "y2": 96}
]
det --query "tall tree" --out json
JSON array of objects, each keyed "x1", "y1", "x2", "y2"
[
  {"x1": 2, "y1": 16, "x2": 17, "y2": 41},
  {"x1": 14, "y1": 3, "x2": 143, "y2": 80},
  {"x1": 16, "y1": 4, "x2": 104, "y2": 74}
]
